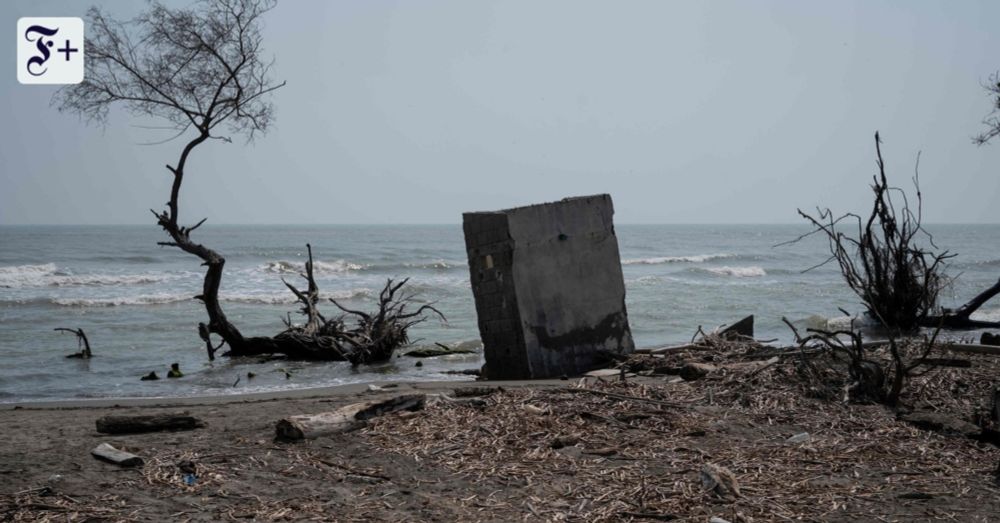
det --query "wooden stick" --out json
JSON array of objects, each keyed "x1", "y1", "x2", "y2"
[{"x1": 276, "y1": 394, "x2": 425, "y2": 441}]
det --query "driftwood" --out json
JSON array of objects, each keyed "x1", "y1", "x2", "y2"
[
  {"x1": 56, "y1": 328, "x2": 91, "y2": 359},
  {"x1": 720, "y1": 315, "x2": 754, "y2": 339},
  {"x1": 91, "y1": 443, "x2": 143, "y2": 467},
  {"x1": 275, "y1": 394, "x2": 425, "y2": 441},
  {"x1": 96, "y1": 414, "x2": 205, "y2": 434}
]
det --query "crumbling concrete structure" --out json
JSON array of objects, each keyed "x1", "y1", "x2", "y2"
[{"x1": 462, "y1": 194, "x2": 634, "y2": 379}]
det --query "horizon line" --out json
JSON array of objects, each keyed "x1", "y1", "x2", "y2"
[{"x1": 2, "y1": 222, "x2": 999, "y2": 227}]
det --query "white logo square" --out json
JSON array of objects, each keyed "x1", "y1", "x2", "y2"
[{"x1": 17, "y1": 17, "x2": 84, "y2": 85}]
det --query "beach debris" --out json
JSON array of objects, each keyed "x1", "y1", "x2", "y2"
[
  {"x1": 898, "y1": 411, "x2": 982, "y2": 438},
  {"x1": 91, "y1": 443, "x2": 143, "y2": 467},
  {"x1": 584, "y1": 368, "x2": 636, "y2": 378},
  {"x1": 700, "y1": 463, "x2": 740, "y2": 501},
  {"x1": 96, "y1": 413, "x2": 206, "y2": 435},
  {"x1": 709, "y1": 517, "x2": 733, "y2": 523},
  {"x1": 719, "y1": 315, "x2": 754, "y2": 339},
  {"x1": 247, "y1": 371, "x2": 256, "y2": 379},
  {"x1": 232, "y1": 375, "x2": 240, "y2": 387},
  {"x1": 522, "y1": 404, "x2": 549, "y2": 415},
  {"x1": 582, "y1": 446, "x2": 618, "y2": 456},
  {"x1": 786, "y1": 432, "x2": 811, "y2": 444},
  {"x1": 680, "y1": 362, "x2": 717, "y2": 381},
  {"x1": 452, "y1": 386, "x2": 498, "y2": 398},
  {"x1": 367, "y1": 384, "x2": 383, "y2": 392},
  {"x1": 404, "y1": 343, "x2": 477, "y2": 358},
  {"x1": 167, "y1": 363, "x2": 183, "y2": 378},
  {"x1": 431, "y1": 393, "x2": 489, "y2": 408},
  {"x1": 177, "y1": 460, "x2": 197, "y2": 485},
  {"x1": 275, "y1": 394, "x2": 426, "y2": 441},
  {"x1": 550, "y1": 434, "x2": 580, "y2": 449},
  {"x1": 55, "y1": 327, "x2": 92, "y2": 359},
  {"x1": 140, "y1": 371, "x2": 160, "y2": 381}
]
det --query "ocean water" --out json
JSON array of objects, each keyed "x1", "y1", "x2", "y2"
[{"x1": 1, "y1": 224, "x2": 998, "y2": 402}]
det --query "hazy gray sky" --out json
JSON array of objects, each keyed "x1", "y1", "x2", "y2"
[{"x1": 2, "y1": 0, "x2": 998, "y2": 224}]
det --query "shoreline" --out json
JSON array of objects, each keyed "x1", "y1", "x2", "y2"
[{"x1": 3, "y1": 377, "x2": 570, "y2": 410}]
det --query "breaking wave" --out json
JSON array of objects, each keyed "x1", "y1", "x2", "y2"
[
  {"x1": 0, "y1": 263, "x2": 59, "y2": 287},
  {"x1": 0, "y1": 264, "x2": 177, "y2": 288},
  {"x1": 702, "y1": 266, "x2": 767, "y2": 278},
  {"x1": 47, "y1": 288, "x2": 373, "y2": 307},
  {"x1": 261, "y1": 260, "x2": 367, "y2": 274},
  {"x1": 622, "y1": 253, "x2": 735, "y2": 265},
  {"x1": 225, "y1": 288, "x2": 372, "y2": 305},
  {"x1": 52, "y1": 293, "x2": 190, "y2": 307}
]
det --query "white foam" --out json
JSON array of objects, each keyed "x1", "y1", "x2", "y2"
[
  {"x1": 53, "y1": 293, "x2": 190, "y2": 307},
  {"x1": 622, "y1": 253, "x2": 734, "y2": 265},
  {"x1": 223, "y1": 288, "x2": 371, "y2": 305},
  {"x1": 0, "y1": 263, "x2": 180, "y2": 288},
  {"x1": 50, "y1": 287, "x2": 374, "y2": 307},
  {"x1": 261, "y1": 259, "x2": 366, "y2": 274},
  {"x1": 0, "y1": 263, "x2": 58, "y2": 287},
  {"x1": 705, "y1": 266, "x2": 767, "y2": 277}
]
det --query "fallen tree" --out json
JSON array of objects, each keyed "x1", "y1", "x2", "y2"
[{"x1": 55, "y1": 0, "x2": 441, "y2": 364}]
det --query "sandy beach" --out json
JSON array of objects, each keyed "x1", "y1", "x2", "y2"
[{"x1": 3, "y1": 342, "x2": 1000, "y2": 522}]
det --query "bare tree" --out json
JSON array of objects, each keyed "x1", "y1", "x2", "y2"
[
  {"x1": 975, "y1": 72, "x2": 1000, "y2": 145},
  {"x1": 785, "y1": 132, "x2": 1000, "y2": 332},
  {"x1": 56, "y1": 0, "x2": 441, "y2": 363}
]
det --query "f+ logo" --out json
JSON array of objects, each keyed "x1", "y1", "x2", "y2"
[{"x1": 18, "y1": 18, "x2": 84, "y2": 85}]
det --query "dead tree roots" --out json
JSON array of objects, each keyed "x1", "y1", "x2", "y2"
[{"x1": 207, "y1": 244, "x2": 444, "y2": 365}]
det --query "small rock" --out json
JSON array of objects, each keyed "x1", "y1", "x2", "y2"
[
  {"x1": 786, "y1": 432, "x2": 811, "y2": 444},
  {"x1": 709, "y1": 517, "x2": 733, "y2": 523},
  {"x1": 415, "y1": 361, "x2": 423, "y2": 368},
  {"x1": 982, "y1": 332, "x2": 1000, "y2": 346}
]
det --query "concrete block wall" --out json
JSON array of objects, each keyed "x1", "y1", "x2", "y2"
[{"x1": 463, "y1": 194, "x2": 634, "y2": 379}]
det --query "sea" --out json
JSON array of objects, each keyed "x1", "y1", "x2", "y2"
[{"x1": 2, "y1": 224, "x2": 998, "y2": 403}]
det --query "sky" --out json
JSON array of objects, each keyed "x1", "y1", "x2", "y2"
[{"x1": 1, "y1": 0, "x2": 998, "y2": 225}]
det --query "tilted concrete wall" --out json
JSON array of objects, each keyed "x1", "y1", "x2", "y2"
[{"x1": 463, "y1": 194, "x2": 634, "y2": 379}]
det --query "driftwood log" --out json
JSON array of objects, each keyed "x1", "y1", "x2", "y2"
[
  {"x1": 91, "y1": 443, "x2": 143, "y2": 467},
  {"x1": 276, "y1": 394, "x2": 426, "y2": 441},
  {"x1": 96, "y1": 414, "x2": 205, "y2": 434}
]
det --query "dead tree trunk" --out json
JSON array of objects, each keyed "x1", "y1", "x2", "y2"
[
  {"x1": 56, "y1": 327, "x2": 92, "y2": 358},
  {"x1": 923, "y1": 278, "x2": 1000, "y2": 329}
]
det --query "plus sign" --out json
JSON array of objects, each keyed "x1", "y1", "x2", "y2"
[{"x1": 57, "y1": 40, "x2": 78, "y2": 61}]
